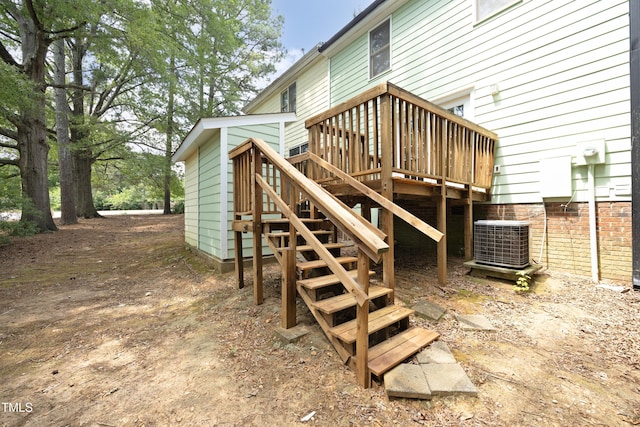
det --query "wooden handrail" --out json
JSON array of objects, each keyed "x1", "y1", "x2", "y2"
[
  {"x1": 300, "y1": 151, "x2": 444, "y2": 242},
  {"x1": 235, "y1": 137, "x2": 389, "y2": 262}
]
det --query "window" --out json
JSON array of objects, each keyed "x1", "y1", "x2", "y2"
[
  {"x1": 438, "y1": 93, "x2": 473, "y2": 121},
  {"x1": 369, "y1": 19, "x2": 391, "y2": 79},
  {"x1": 476, "y1": 0, "x2": 519, "y2": 22},
  {"x1": 288, "y1": 142, "x2": 308, "y2": 157},
  {"x1": 447, "y1": 105, "x2": 464, "y2": 117},
  {"x1": 281, "y1": 82, "x2": 296, "y2": 112}
]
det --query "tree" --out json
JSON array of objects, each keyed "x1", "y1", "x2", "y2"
[
  {"x1": 0, "y1": 0, "x2": 85, "y2": 231},
  {"x1": 137, "y1": 0, "x2": 284, "y2": 214},
  {"x1": 53, "y1": 38, "x2": 76, "y2": 224}
]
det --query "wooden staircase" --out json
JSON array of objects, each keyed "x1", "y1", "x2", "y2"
[
  {"x1": 262, "y1": 212, "x2": 440, "y2": 382},
  {"x1": 230, "y1": 137, "x2": 443, "y2": 387}
]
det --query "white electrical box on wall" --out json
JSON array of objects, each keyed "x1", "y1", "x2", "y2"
[
  {"x1": 575, "y1": 140, "x2": 606, "y2": 165},
  {"x1": 539, "y1": 156, "x2": 572, "y2": 198}
]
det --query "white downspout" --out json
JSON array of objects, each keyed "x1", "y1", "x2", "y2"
[{"x1": 587, "y1": 163, "x2": 599, "y2": 282}]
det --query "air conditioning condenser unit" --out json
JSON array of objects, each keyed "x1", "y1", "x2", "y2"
[{"x1": 474, "y1": 220, "x2": 530, "y2": 269}]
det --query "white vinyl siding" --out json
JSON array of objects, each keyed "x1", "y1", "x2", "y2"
[
  {"x1": 328, "y1": 0, "x2": 630, "y2": 204},
  {"x1": 184, "y1": 153, "x2": 199, "y2": 247}
]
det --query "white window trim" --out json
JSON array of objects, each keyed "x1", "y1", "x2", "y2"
[
  {"x1": 433, "y1": 87, "x2": 475, "y2": 122},
  {"x1": 368, "y1": 16, "x2": 392, "y2": 81},
  {"x1": 280, "y1": 82, "x2": 297, "y2": 113},
  {"x1": 473, "y1": 0, "x2": 522, "y2": 25}
]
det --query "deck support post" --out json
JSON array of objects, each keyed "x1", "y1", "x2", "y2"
[
  {"x1": 380, "y1": 94, "x2": 395, "y2": 301},
  {"x1": 281, "y1": 247, "x2": 297, "y2": 328},
  {"x1": 234, "y1": 220, "x2": 244, "y2": 288},
  {"x1": 252, "y1": 149, "x2": 264, "y2": 305},
  {"x1": 464, "y1": 192, "x2": 473, "y2": 261},
  {"x1": 437, "y1": 195, "x2": 447, "y2": 285},
  {"x1": 282, "y1": 176, "x2": 297, "y2": 328},
  {"x1": 356, "y1": 248, "x2": 371, "y2": 388}
]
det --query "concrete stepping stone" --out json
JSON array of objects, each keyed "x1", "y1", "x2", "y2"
[
  {"x1": 384, "y1": 364, "x2": 432, "y2": 399},
  {"x1": 455, "y1": 314, "x2": 496, "y2": 331},
  {"x1": 413, "y1": 300, "x2": 446, "y2": 321},
  {"x1": 422, "y1": 363, "x2": 478, "y2": 396},
  {"x1": 274, "y1": 325, "x2": 309, "y2": 343},
  {"x1": 417, "y1": 341, "x2": 456, "y2": 364}
]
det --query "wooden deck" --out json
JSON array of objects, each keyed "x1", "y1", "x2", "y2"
[{"x1": 299, "y1": 82, "x2": 498, "y2": 285}]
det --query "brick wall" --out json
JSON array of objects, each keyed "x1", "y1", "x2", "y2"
[
  {"x1": 390, "y1": 200, "x2": 632, "y2": 282},
  {"x1": 475, "y1": 202, "x2": 632, "y2": 282}
]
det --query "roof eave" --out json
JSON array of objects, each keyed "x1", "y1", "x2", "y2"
[{"x1": 171, "y1": 112, "x2": 297, "y2": 163}]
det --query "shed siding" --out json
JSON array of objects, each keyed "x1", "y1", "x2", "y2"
[
  {"x1": 184, "y1": 152, "x2": 199, "y2": 247},
  {"x1": 328, "y1": 0, "x2": 630, "y2": 204},
  {"x1": 198, "y1": 136, "x2": 222, "y2": 258},
  {"x1": 227, "y1": 124, "x2": 281, "y2": 258}
]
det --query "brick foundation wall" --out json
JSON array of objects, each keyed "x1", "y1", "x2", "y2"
[
  {"x1": 475, "y1": 202, "x2": 632, "y2": 283},
  {"x1": 390, "y1": 200, "x2": 632, "y2": 282}
]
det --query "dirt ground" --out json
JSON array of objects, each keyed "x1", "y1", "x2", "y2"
[{"x1": 0, "y1": 214, "x2": 639, "y2": 426}]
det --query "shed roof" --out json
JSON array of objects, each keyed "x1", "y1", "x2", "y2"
[{"x1": 172, "y1": 112, "x2": 296, "y2": 162}]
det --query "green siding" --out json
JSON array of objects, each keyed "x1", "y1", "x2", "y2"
[
  {"x1": 198, "y1": 133, "x2": 222, "y2": 258},
  {"x1": 184, "y1": 153, "x2": 199, "y2": 247},
  {"x1": 327, "y1": 0, "x2": 630, "y2": 204},
  {"x1": 246, "y1": 58, "x2": 329, "y2": 153},
  {"x1": 227, "y1": 124, "x2": 281, "y2": 259}
]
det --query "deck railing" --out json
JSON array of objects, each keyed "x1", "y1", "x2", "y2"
[
  {"x1": 230, "y1": 137, "x2": 391, "y2": 387},
  {"x1": 305, "y1": 82, "x2": 497, "y2": 193}
]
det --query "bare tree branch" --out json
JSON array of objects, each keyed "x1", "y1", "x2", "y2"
[
  {"x1": 0, "y1": 127, "x2": 18, "y2": 142},
  {"x1": 0, "y1": 157, "x2": 19, "y2": 167},
  {"x1": 0, "y1": 40, "x2": 19, "y2": 67}
]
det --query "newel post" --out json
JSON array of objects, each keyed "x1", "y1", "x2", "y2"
[
  {"x1": 356, "y1": 248, "x2": 371, "y2": 388},
  {"x1": 281, "y1": 175, "x2": 297, "y2": 328},
  {"x1": 252, "y1": 146, "x2": 264, "y2": 305},
  {"x1": 379, "y1": 93, "x2": 395, "y2": 301}
]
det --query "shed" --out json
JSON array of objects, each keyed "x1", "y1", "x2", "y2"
[{"x1": 172, "y1": 113, "x2": 296, "y2": 272}]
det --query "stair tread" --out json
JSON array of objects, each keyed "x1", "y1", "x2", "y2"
[
  {"x1": 277, "y1": 242, "x2": 351, "y2": 252},
  {"x1": 297, "y1": 270, "x2": 375, "y2": 290},
  {"x1": 329, "y1": 305, "x2": 415, "y2": 344},
  {"x1": 297, "y1": 256, "x2": 358, "y2": 272},
  {"x1": 368, "y1": 328, "x2": 440, "y2": 377},
  {"x1": 313, "y1": 286, "x2": 392, "y2": 314}
]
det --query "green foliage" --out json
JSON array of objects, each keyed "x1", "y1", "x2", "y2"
[
  {"x1": 514, "y1": 271, "x2": 532, "y2": 293},
  {"x1": 0, "y1": 197, "x2": 40, "y2": 239},
  {"x1": 0, "y1": 167, "x2": 21, "y2": 211},
  {"x1": 172, "y1": 200, "x2": 184, "y2": 214}
]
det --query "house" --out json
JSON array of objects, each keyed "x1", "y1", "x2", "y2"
[
  {"x1": 242, "y1": 0, "x2": 632, "y2": 283},
  {"x1": 172, "y1": 113, "x2": 295, "y2": 272}
]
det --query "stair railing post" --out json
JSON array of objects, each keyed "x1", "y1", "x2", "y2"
[
  {"x1": 380, "y1": 93, "x2": 395, "y2": 302},
  {"x1": 356, "y1": 248, "x2": 371, "y2": 388},
  {"x1": 253, "y1": 146, "x2": 264, "y2": 305},
  {"x1": 282, "y1": 247, "x2": 297, "y2": 328},
  {"x1": 282, "y1": 175, "x2": 297, "y2": 328}
]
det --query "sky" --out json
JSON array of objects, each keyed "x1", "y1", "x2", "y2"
[{"x1": 268, "y1": 0, "x2": 376, "y2": 78}]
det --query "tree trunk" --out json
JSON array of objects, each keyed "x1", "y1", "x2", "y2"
[
  {"x1": 70, "y1": 39, "x2": 99, "y2": 218},
  {"x1": 163, "y1": 55, "x2": 176, "y2": 215},
  {"x1": 72, "y1": 149, "x2": 99, "y2": 218},
  {"x1": 53, "y1": 39, "x2": 77, "y2": 225},
  {"x1": 17, "y1": 120, "x2": 57, "y2": 232},
  {"x1": 16, "y1": 11, "x2": 56, "y2": 232}
]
